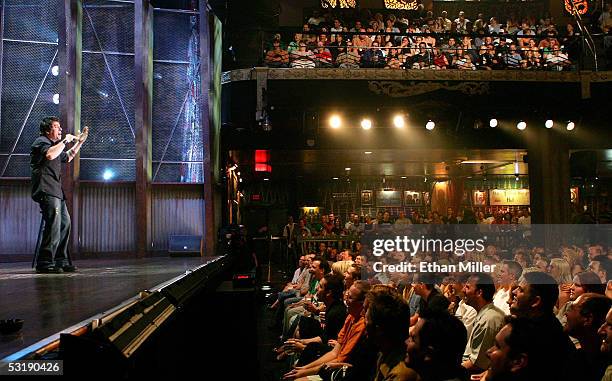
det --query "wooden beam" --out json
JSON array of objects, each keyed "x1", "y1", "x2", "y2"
[
  {"x1": 200, "y1": 0, "x2": 215, "y2": 256},
  {"x1": 134, "y1": 0, "x2": 153, "y2": 257},
  {"x1": 59, "y1": 0, "x2": 82, "y2": 258}
]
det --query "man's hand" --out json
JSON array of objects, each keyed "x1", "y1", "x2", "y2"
[
  {"x1": 78, "y1": 126, "x2": 89, "y2": 143},
  {"x1": 283, "y1": 365, "x2": 308, "y2": 380}
]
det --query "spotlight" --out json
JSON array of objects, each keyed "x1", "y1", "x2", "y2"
[
  {"x1": 489, "y1": 119, "x2": 498, "y2": 128},
  {"x1": 364, "y1": 151, "x2": 372, "y2": 155},
  {"x1": 263, "y1": 178, "x2": 270, "y2": 181},
  {"x1": 425, "y1": 120, "x2": 435, "y2": 130},
  {"x1": 332, "y1": 177, "x2": 339, "y2": 180},
  {"x1": 52, "y1": 93, "x2": 60, "y2": 104},
  {"x1": 345, "y1": 167, "x2": 351, "y2": 171},
  {"x1": 566, "y1": 121, "x2": 575, "y2": 131},
  {"x1": 393, "y1": 115, "x2": 405, "y2": 128},
  {"x1": 545, "y1": 120, "x2": 554, "y2": 129},
  {"x1": 361, "y1": 118, "x2": 372, "y2": 130},
  {"x1": 102, "y1": 169, "x2": 114, "y2": 181},
  {"x1": 515, "y1": 174, "x2": 520, "y2": 181},
  {"x1": 51, "y1": 65, "x2": 59, "y2": 76},
  {"x1": 329, "y1": 115, "x2": 342, "y2": 129},
  {"x1": 401, "y1": 176, "x2": 407, "y2": 179},
  {"x1": 516, "y1": 121, "x2": 526, "y2": 130}
]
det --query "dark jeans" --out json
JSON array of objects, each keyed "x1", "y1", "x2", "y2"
[{"x1": 36, "y1": 195, "x2": 71, "y2": 268}]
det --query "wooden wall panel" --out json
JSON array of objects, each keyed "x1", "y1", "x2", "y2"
[
  {"x1": 152, "y1": 187, "x2": 204, "y2": 252},
  {"x1": 79, "y1": 184, "x2": 136, "y2": 253},
  {"x1": 0, "y1": 184, "x2": 40, "y2": 256}
]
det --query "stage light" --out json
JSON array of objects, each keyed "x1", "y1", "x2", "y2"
[
  {"x1": 332, "y1": 177, "x2": 339, "y2": 180},
  {"x1": 393, "y1": 115, "x2": 405, "y2": 128},
  {"x1": 566, "y1": 121, "x2": 575, "y2": 131},
  {"x1": 102, "y1": 169, "x2": 114, "y2": 181},
  {"x1": 51, "y1": 65, "x2": 59, "y2": 76},
  {"x1": 364, "y1": 151, "x2": 372, "y2": 155},
  {"x1": 517, "y1": 121, "x2": 526, "y2": 130},
  {"x1": 545, "y1": 120, "x2": 554, "y2": 128},
  {"x1": 52, "y1": 93, "x2": 60, "y2": 104},
  {"x1": 401, "y1": 176, "x2": 407, "y2": 179},
  {"x1": 345, "y1": 167, "x2": 351, "y2": 171},
  {"x1": 489, "y1": 119, "x2": 498, "y2": 128},
  {"x1": 360, "y1": 118, "x2": 372, "y2": 130},
  {"x1": 263, "y1": 178, "x2": 270, "y2": 181},
  {"x1": 329, "y1": 115, "x2": 342, "y2": 129},
  {"x1": 515, "y1": 175, "x2": 520, "y2": 181},
  {"x1": 425, "y1": 120, "x2": 435, "y2": 130}
]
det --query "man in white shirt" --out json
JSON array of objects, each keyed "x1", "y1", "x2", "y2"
[
  {"x1": 462, "y1": 273, "x2": 506, "y2": 373},
  {"x1": 493, "y1": 260, "x2": 523, "y2": 315}
]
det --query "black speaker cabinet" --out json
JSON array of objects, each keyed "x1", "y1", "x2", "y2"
[{"x1": 168, "y1": 235, "x2": 202, "y2": 256}]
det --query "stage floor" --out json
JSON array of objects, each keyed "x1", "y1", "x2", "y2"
[{"x1": 0, "y1": 257, "x2": 221, "y2": 359}]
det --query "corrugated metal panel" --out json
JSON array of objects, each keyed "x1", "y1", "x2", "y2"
[
  {"x1": 0, "y1": 184, "x2": 40, "y2": 255},
  {"x1": 152, "y1": 187, "x2": 203, "y2": 251},
  {"x1": 79, "y1": 184, "x2": 136, "y2": 253}
]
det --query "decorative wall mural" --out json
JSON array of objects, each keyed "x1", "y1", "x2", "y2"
[{"x1": 368, "y1": 81, "x2": 490, "y2": 97}]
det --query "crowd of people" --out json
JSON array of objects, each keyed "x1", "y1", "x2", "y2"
[
  {"x1": 290, "y1": 208, "x2": 532, "y2": 240},
  {"x1": 263, "y1": 8, "x2": 593, "y2": 71},
  {"x1": 269, "y1": 219, "x2": 612, "y2": 380},
  {"x1": 263, "y1": 3, "x2": 612, "y2": 71}
]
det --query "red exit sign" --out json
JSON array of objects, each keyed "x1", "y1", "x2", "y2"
[{"x1": 251, "y1": 194, "x2": 262, "y2": 201}]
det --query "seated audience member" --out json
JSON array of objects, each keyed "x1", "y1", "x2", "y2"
[
  {"x1": 589, "y1": 255, "x2": 611, "y2": 284},
  {"x1": 265, "y1": 38, "x2": 289, "y2": 67},
  {"x1": 445, "y1": 275, "x2": 477, "y2": 338},
  {"x1": 411, "y1": 272, "x2": 450, "y2": 324},
  {"x1": 405, "y1": 311, "x2": 469, "y2": 381},
  {"x1": 564, "y1": 293, "x2": 612, "y2": 381},
  {"x1": 290, "y1": 41, "x2": 316, "y2": 68},
  {"x1": 557, "y1": 270, "x2": 605, "y2": 325},
  {"x1": 494, "y1": 260, "x2": 523, "y2": 315},
  {"x1": 282, "y1": 274, "x2": 348, "y2": 365},
  {"x1": 510, "y1": 271, "x2": 577, "y2": 380},
  {"x1": 360, "y1": 41, "x2": 385, "y2": 68},
  {"x1": 598, "y1": 307, "x2": 612, "y2": 381},
  {"x1": 280, "y1": 259, "x2": 330, "y2": 336},
  {"x1": 462, "y1": 273, "x2": 506, "y2": 373},
  {"x1": 336, "y1": 41, "x2": 361, "y2": 68},
  {"x1": 314, "y1": 41, "x2": 333, "y2": 67},
  {"x1": 366, "y1": 288, "x2": 416, "y2": 380},
  {"x1": 485, "y1": 316, "x2": 550, "y2": 381},
  {"x1": 288, "y1": 33, "x2": 303, "y2": 55},
  {"x1": 283, "y1": 281, "x2": 371, "y2": 380}
]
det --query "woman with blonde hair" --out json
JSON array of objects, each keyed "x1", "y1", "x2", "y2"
[{"x1": 548, "y1": 257, "x2": 573, "y2": 309}]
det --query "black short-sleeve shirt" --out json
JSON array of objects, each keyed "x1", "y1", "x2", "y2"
[{"x1": 30, "y1": 136, "x2": 68, "y2": 201}]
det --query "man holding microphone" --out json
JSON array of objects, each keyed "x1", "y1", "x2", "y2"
[{"x1": 30, "y1": 116, "x2": 88, "y2": 273}]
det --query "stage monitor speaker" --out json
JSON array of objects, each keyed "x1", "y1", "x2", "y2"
[
  {"x1": 168, "y1": 235, "x2": 202, "y2": 257},
  {"x1": 570, "y1": 151, "x2": 597, "y2": 178}
]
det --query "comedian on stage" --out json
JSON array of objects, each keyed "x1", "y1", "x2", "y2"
[{"x1": 30, "y1": 116, "x2": 88, "y2": 274}]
